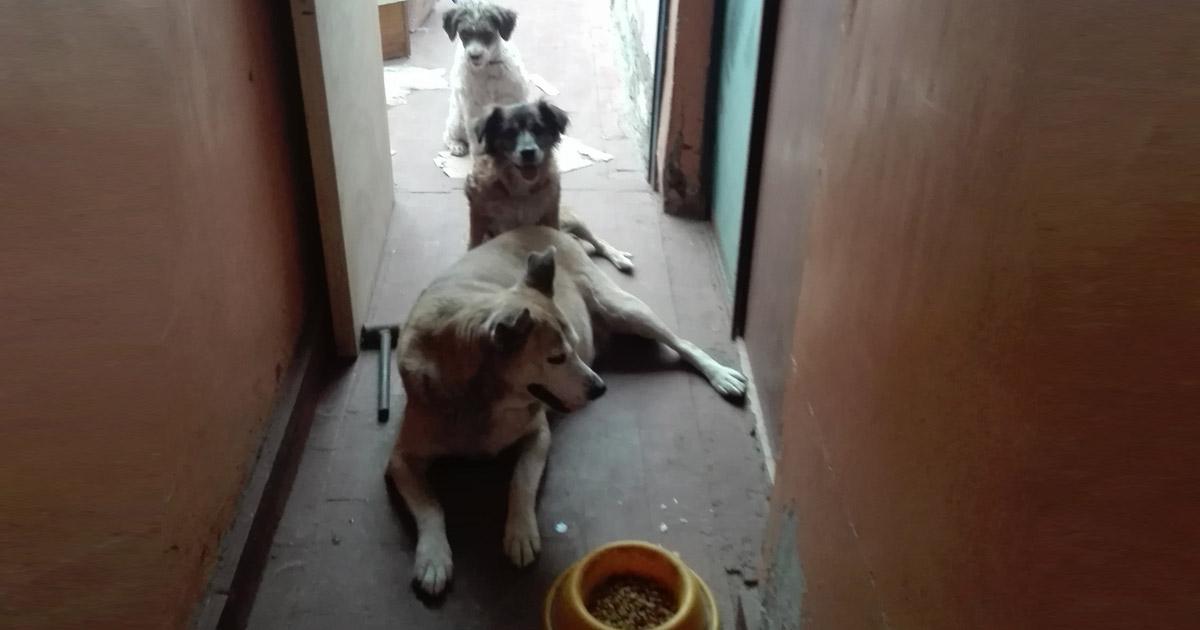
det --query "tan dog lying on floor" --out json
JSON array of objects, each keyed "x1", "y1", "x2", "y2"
[
  {"x1": 466, "y1": 99, "x2": 635, "y2": 273},
  {"x1": 387, "y1": 226, "x2": 747, "y2": 597}
]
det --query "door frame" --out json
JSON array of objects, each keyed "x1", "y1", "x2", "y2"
[
  {"x1": 729, "y1": 0, "x2": 783, "y2": 336},
  {"x1": 648, "y1": 0, "x2": 669, "y2": 186},
  {"x1": 697, "y1": 0, "x2": 726, "y2": 234}
]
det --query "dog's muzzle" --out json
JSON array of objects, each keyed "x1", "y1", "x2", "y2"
[
  {"x1": 513, "y1": 135, "x2": 543, "y2": 181},
  {"x1": 586, "y1": 378, "x2": 607, "y2": 401}
]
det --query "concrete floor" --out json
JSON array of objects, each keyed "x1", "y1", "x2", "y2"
[{"x1": 247, "y1": 1, "x2": 768, "y2": 628}]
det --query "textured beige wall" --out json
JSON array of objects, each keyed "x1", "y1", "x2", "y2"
[
  {"x1": 291, "y1": 0, "x2": 394, "y2": 355},
  {"x1": 0, "y1": 3, "x2": 309, "y2": 628}
]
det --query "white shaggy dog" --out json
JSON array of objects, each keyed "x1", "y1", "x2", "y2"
[{"x1": 442, "y1": 1, "x2": 530, "y2": 157}]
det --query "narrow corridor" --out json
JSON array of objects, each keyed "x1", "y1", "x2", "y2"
[{"x1": 248, "y1": 2, "x2": 769, "y2": 627}]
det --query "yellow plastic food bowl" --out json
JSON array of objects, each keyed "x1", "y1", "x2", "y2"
[{"x1": 544, "y1": 540, "x2": 719, "y2": 630}]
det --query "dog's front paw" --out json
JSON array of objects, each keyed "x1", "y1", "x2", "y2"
[
  {"x1": 707, "y1": 364, "x2": 749, "y2": 400},
  {"x1": 413, "y1": 533, "x2": 454, "y2": 596},
  {"x1": 606, "y1": 249, "x2": 635, "y2": 274},
  {"x1": 447, "y1": 140, "x2": 469, "y2": 157},
  {"x1": 503, "y1": 513, "x2": 541, "y2": 568}
]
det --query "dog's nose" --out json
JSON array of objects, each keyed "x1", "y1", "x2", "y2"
[
  {"x1": 468, "y1": 51, "x2": 483, "y2": 61},
  {"x1": 587, "y1": 379, "x2": 607, "y2": 401},
  {"x1": 520, "y1": 148, "x2": 537, "y2": 162}
]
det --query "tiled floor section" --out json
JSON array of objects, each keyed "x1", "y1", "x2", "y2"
[{"x1": 248, "y1": 1, "x2": 769, "y2": 628}]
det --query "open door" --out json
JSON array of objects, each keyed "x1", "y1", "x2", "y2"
[
  {"x1": 290, "y1": 0, "x2": 394, "y2": 356},
  {"x1": 709, "y1": 0, "x2": 766, "y2": 288}
]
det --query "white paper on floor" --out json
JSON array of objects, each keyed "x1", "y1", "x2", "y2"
[
  {"x1": 527, "y1": 73, "x2": 560, "y2": 96},
  {"x1": 433, "y1": 135, "x2": 614, "y2": 179},
  {"x1": 383, "y1": 65, "x2": 449, "y2": 106},
  {"x1": 432, "y1": 152, "x2": 474, "y2": 178}
]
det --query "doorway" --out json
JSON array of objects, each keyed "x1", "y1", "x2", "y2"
[{"x1": 243, "y1": 1, "x2": 771, "y2": 628}]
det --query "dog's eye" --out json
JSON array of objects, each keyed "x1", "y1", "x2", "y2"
[
  {"x1": 530, "y1": 124, "x2": 544, "y2": 135},
  {"x1": 547, "y1": 354, "x2": 567, "y2": 365}
]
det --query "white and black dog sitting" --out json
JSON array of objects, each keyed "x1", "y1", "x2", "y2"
[{"x1": 442, "y1": 1, "x2": 530, "y2": 157}]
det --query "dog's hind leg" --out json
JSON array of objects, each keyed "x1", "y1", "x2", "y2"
[
  {"x1": 589, "y1": 281, "x2": 748, "y2": 400},
  {"x1": 387, "y1": 453, "x2": 453, "y2": 596},
  {"x1": 560, "y1": 216, "x2": 635, "y2": 273},
  {"x1": 504, "y1": 416, "x2": 550, "y2": 567}
]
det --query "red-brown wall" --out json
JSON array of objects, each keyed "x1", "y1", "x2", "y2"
[
  {"x1": 759, "y1": 1, "x2": 1199, "y2": 627},
  {"x1": 654, "y1": 0, "x2": 715, "y2": 217},
  {"x1": 0, "y1": 3, "x2": 310, "y2": 628}
]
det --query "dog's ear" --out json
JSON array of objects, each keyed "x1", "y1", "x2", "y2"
[
  {"x1": 537, "y1": 100, "x2": 569, "y2": 136},
  {"x1": 490, "y1": 7, "x2": 517, "y2": 40},
  {"x1": 491, "y1": 308, "x2": 534, "y2": 353},
  {"x1": 473, "y1": 106, "x2": 504, "y2": 149},
  {"x1": 524, "y1": 247, "x2": 556, "y2": 296},
  {"x1": 442, "y1": 7, "x2": 460, "y2": 40}
]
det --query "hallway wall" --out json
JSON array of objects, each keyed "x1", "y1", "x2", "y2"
[
  {"x1": 759, "y1": 1, "x2": 1200, "y2": 628},
  {"x1": 0, "y1": 2, "x2": 311, "y2": 628},
  {"x1": 610, "y1": 0, "x2": 659, "y2": 154}
]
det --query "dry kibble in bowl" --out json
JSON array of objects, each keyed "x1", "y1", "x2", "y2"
[{"x1": 586, "y1": 574, "x2": 677, "y2": 630}]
